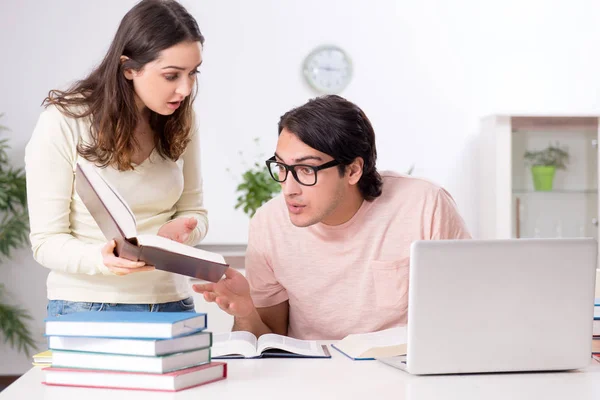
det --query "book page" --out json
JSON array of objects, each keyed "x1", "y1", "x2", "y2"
[
  {"x1": 212, "y1": 331, "x2": 258, "y2": 358},
  {"x1": 76, "y1": 163, "x2": 137, "y2": 239},
  {"x1": 137, "y1": 234, "x2": 225, "y2": 264},
  {"x1": 335, "y1": 327, "x2": 407, "y2": 359},
  {"x1": 256, "y1": 334, "x2": 327, "y2": 357}
]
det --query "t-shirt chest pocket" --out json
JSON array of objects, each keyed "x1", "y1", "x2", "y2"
[{"x1": 371, "y1": 258, "x2": 410, "y2": 309}]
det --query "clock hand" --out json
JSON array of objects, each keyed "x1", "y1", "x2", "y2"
[{"x1": 318, "y1": 66, "x2": 341, "y2": 72}]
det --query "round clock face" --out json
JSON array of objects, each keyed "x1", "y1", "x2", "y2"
[{"x1": 303, "y1": 45, "x2": 352, "y2": 94}]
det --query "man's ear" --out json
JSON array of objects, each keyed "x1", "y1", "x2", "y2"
[
  {"x1": 347, "y1": 157, "x2": 364, "y2": 185},
  {"x1": 120, "y1": 56, "x2": 135, "y2": 80}
]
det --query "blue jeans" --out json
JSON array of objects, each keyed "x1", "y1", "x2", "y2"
[{"x1": 47, "y1": 297, "x2": 195, "y2": 318}]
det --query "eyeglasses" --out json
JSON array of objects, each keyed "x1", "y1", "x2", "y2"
[{"x1": 265, "y1": 156, "x2": 341, "y2": 186}]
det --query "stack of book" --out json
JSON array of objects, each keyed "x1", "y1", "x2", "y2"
[
  {"x1": 593, "y1": 298, "x2": 600, "y2": 362},
  {"x1": 42, "y1": 311, "x2": 227, "y2": 392}
]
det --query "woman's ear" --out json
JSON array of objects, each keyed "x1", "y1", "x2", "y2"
[
  {"x1": 120, "y1": 56, "x2": 135, "y2": 80},
  {"x1": 347, "y1": 157, "x2": 364, "y2": 185}
]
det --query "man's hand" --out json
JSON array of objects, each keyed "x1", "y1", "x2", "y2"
[
  {"x1": 157, "y1": 217, "x2": 197, "y2": 244},
  {"x1": 101, "y1": 240, "x2": 154, "y2": 275},
  {"x1": 192, "y1": 268, "x2": 255, "y2": 318}
]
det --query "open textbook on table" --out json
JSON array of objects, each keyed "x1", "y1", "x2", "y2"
[{"x1": 212, "y1": 331, "x2": 331, "y2": 359}]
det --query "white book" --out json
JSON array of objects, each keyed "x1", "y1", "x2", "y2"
[
  {"x1": 331, "y1": 327, "x2": 408, "y2": 360},
  {"x1": 48, "y1": 331, "x2": 211, "y2": 356},
  {"x1": 211, "y1": 331, "x2": 330, "y2": 359},
  {"x1": 51, "y1": 347, "x2": 210, "y2": 373},
  {"x1": 75, "y1": 162, "x2": 228, "y2": 282},
  {"x1": 43, "y1": 362, "x2": 227, "y2": 392}
]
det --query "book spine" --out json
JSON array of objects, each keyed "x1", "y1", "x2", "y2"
[{"x1": 117, "y1": 238, "x2": 142, "y2": 261}]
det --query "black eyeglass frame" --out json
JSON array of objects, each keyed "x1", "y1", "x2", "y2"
[{"x1": 265, "y1": 156, "x2": 341, "y2": 187}]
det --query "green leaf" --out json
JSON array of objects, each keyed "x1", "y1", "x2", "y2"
[
  {"x1": 233, "y1": 166, "x2": 281, "y2": 218},
  {"x1": 0, "y1": 285, "x2": 36, "y2": 356},
  {"x1": 0, "y1": 116, "x2": 34, "y2": 355},
  {"x1": 524, "y1": 141, "x2": 570, "y2": 170}
]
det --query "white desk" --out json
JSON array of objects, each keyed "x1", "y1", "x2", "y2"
[{"x1": 2, "y1": 346, "x2": 600, "y2": 400}]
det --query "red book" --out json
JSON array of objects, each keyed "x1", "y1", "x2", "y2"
[{"x1": 43, "y1": 362, "x2": 227, "y2": 392}]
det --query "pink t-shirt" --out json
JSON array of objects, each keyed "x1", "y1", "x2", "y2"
[{"x1": 245, "y1": 172, "x2": 471, "y2": 340}]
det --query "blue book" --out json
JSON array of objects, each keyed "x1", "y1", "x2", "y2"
[
  {"x1": 45, "y1": 311, "x2": 207, "y2": 339},
  {"x1": 48, "y1": 331, "x2": 212, "y2": 356}
]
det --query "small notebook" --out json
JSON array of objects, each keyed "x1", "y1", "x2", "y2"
[{"x1": 32, "y1": 350, "x2": 53, "y2": 366}]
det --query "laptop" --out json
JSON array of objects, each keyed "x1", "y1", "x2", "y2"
[{"x1": 379, "y1": 238, "x2": 597, "y2": 375}]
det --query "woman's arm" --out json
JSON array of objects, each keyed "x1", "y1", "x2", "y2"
[
  {"x1": 164, "y1": 117, "x2": 209, "y2": 246},
  {"x1": 25, "y1": 107, "x2": 113, "y2": 275}
]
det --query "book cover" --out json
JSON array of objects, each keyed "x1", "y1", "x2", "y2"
[
  {"x1": 45, "y1": 311, "x2": 207, "y2": 339},
  {"x1": 75, "y1": 162, "x2": 228, "y2": 282}
]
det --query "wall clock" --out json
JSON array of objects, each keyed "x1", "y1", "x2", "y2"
[{"x1": 302, "y1": 45, "x2": 352, "y2": 94}]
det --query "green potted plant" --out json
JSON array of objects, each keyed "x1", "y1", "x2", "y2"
[
  {"x1": 523, "y1": 142, "x2": 569, "y2": 191},
  {"x1": 233, "y1": 139, "x2": 281, "y2": 218},
  {"x1": 0, "y1": 114, "x2": 35, "y2": 356}
]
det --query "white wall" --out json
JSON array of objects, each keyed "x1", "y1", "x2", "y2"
[{"x1": 1, "y1": 0, "x2": 600, "y2": 373}]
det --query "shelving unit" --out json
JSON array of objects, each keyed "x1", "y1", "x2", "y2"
[{"x1": 477, "y1": 115, "x2": 599, "y2": 241}]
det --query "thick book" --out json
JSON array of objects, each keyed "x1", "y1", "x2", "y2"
[
  {"x1": 45, "y1": 311, "x2": 207, "y2": 339},
  {"x1": 331, "y1": 327, "x2": 407, "y2": 360},
  {"x1": 43, "y1": 362, "x2": 227, "y2": 392},
  {"x1": 75, "y1": 162, "x2": 228, "y2": 282},
  {"x1": 51, "y1": 347, "x2": 211, "y2": 373},
  {"x1": 211, "y1": 331, "x2": 331, "y2": 359},
  {"x1": 48, "y1": 331, "x2": 211, "y2": 356}
]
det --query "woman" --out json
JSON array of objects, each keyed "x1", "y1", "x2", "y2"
[{"x1": 25, "y1": 0, "x2": 208, "y2": 317}]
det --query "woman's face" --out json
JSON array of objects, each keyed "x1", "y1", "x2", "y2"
[{"x1": 125, "y1": 40, "x2": 202, "y2": 115}]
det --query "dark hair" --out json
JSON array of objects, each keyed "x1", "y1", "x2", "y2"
[
  {"x1": 278, "y1": 95, "x2": 383, "y2": 200},
  {"x1": 43, "y1": 0, "x2": 204, "y2": 171}
]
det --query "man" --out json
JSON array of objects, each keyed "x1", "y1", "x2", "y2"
[{"x1": 193, "y1": 95, "x2": 470, "y2": 340}]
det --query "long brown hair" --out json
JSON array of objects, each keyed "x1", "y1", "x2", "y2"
[{"x1": 43, "y1": 0, "x2": 205, "y2": 170}]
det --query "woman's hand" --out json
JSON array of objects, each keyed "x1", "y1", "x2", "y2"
[
  {"x1": 101, "y1": 240, "x2": 154, "y2": 276},
  {"x1": 157, "y1": 217, "x2": 198, "y2": 244}
]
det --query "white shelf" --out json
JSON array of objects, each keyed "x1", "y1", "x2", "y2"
[{"x1": 513, "y1": 189, "x2": 597, "y2": 194}]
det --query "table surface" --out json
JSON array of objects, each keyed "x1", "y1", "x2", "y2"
[{"x1": 3, "y1": 344, "x2": 600, "y2": 400}]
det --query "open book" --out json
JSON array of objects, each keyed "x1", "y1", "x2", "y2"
[
  {"x1": 331, "y1": 327, "x2": 407, "y2": 360},
  {"x1": 212, "y1": 331, "x2": 331, "y2": 359},
  {"x1": 75, "y1": 163, "x2": 228, "y2": 282}
]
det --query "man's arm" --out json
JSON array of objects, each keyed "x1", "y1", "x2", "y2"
[
  {"x1": 233, "y1": 300, "x2": 289, "y2": 337},
  {"x1": 192, "y1": 268, "x2": 290, "y2": 337}
]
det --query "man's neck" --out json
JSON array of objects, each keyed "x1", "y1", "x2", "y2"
[{"x1": 321, "y1": 187, "x2": 364, "y2": 226}]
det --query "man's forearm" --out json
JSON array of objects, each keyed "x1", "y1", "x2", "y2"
[{"x1": 232, "y1": 309, "x2": 273, "y2": 337}]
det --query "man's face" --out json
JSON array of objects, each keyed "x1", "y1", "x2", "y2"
[{"x1": 274, "y1": 129, "x2": 348, "y2": 227}]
